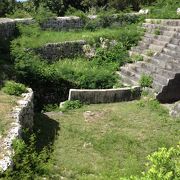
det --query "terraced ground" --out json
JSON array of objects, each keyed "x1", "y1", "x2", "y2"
[{"x1": 35, "y1": 98, "x2": 180, "y2": 179}]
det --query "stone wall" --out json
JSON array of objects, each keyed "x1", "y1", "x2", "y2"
[
  {"x1": 41, "y1": 16, "x2": 84, "y2": 30},
  {"x1": 68, "y1": 86, "x2": 141, "y2": 104},
  {"x1": 36, "y1": 40, "x2": 86, "y2": 61},
  {"x1": 0, "y1": 88, "x2": 34, "y2": 172},
  {"x1": 170, "y1": 101, "x2": 180, "y2": 117},
  {"x1": 0, "y1": 18, "x2": 16, "y2": 39}
]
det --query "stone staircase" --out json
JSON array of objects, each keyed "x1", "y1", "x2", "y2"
[{"x1": 118, "y1": 19, "x2": 180, "y2": 103}]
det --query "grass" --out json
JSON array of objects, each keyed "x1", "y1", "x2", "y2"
[
  {"x1": 13, "y1": 23, "x2": 142, "y2": 49},
  {"x1": 0, "y1": 91, "x2": 19, "y2": 136},
  {"x1": 35, "y1": 98, "x2": 180, "y2": 179}
]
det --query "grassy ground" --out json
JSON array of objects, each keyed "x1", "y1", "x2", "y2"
[
  {"x1": 13, "y1": 23, "x2": 141, "y2": 49},
  {"x1": 0, "y1": 91, "x2": 19, "y2": 136},
  {"x1": 35, "y1": 98, "x2": 180, "y2": 179}
]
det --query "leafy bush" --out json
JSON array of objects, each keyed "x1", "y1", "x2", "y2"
[
  {"x1": 139, "y1": 74, "x2": 153, "y2": 88},
  {"x1": 33, "y1": 4, "x2": 56, "y2": 24},
  {"x1": 118, "y1": 24, "x2": 144, "y2": 50},
  {"x1": 143, "y1": 143, "x2": 180, "y2": 180},
  {"x1": 85, "y1": 18, "x2": 101, "y2": 31},
  {"x1": 0, "y1": 134, "x2": 51, "y2": 179},
  {"x1": 42, "y1": 104, "x2": 59, "y2": 112},
  {"x1": 94, "y1": 42, "x2": 130, "y2": 66},
  {"x1": 60, "y1": 100, "x2": 83, "y2": 112},
  {"x1": 6, "y1": 9, "x2": 31, "y2": 18},
  {"x1": 2, "y1": 81, "x2": 27, "y2": 96},
  {"x1": 52, "y1": 58, "x2": 119, "y2": 89}
]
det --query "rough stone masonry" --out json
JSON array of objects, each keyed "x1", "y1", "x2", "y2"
[{"x1": 0, "y1": 88, "x2": 34, "y2": 172}]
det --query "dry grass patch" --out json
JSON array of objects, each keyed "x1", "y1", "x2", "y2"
[{"x1": 0, "y1": 91, "x2": 19, "y2": 137}]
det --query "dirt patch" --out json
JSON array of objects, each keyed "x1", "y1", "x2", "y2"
[{"x1": 83, "y1": 110, "x2": 107, "y2": 123}]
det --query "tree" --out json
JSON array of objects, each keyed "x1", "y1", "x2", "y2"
[{"x1": 0, "y1": 0, "x2": 16, "y2": 17}]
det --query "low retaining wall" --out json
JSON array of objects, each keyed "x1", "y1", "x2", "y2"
[
  {"x1": 170, "y1": 101, "x2": 180, "y2": 117},
  {"x1": 36, "y1": 40, "x2": 86, "y2": 61},
  {"x1": 0, "y1": 88, "x2": 34, "y2": 172},
  {"x1": 41, "y1": 16, "x2": 84, "y2": 30},
  {"x1": 68, "y1": 86, "x2": 141, "y2": 104},
  {"x1": 0, "y1": 18, "x2": 16, "y2": 39}
]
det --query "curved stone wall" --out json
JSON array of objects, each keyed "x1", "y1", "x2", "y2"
[
  {"x1": 68, "y1": 86, "x2": 141, "y2": 104},
  {"x1": 0, "y1": 88, "x2": 34, "y2": 172}
]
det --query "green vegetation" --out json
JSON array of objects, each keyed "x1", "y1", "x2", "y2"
[
  {"x1": 131, "y1": 54, "x2": 144, "y2": 62},
  {"x1": 1, "y1": 133, "x2": 51, "y2": 179},
  {"x1": 60, "y1": 100, "x2": 83, "y2": 112},
  {"x1": 10, "y1": 23, "x2": 142, "y2": 110},
  {"x1": 146, "y1": 50, "x2": 154, "y2": 57},
  {"x1": 154, "y1": 28, "x2": 161, "y2": 35},
  {"x1": 2, "y1": 81, "x2": 27, "y2": 96},
  {"x1": 139, "y1": 74, "x2": 153, "y2": 88},
  {"x1": 129, "y1": 143, "x2": 180, "y2": 180},
  {"x1": 0, "y1": 0, "x2": 180, "y2": 179},
  {"x1": 148, "y1": 0, "x2": 180, "y2": 19},
  {"x1": 12, "y1": 23, "x2": 142, "y2": 49},
  {"x1": 2, "y1": 98, "x2": 178, "y2": 179}
]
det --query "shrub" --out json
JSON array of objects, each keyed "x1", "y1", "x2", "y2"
[
  {"x1": 1, "y1": 133, "x2": 51, "y2": 179},
  {"x1": 139, "y1": 74, "x2": 153, "y2": 88},
  {"x1": 33, "y1": 4, "x2": 56, "y2": 24},
  {"x1": 42, "y1": 104, "x2": 59, "y2": 112},
  {"x1": 2, "y1": 81, "x2": 27, "y2": 96},
  {"x1": 123, "y1": 143, "x2": 180, "y2": 180},
  {"x1": 6, "y1": 9, "x2": 31, "y2": 18},
  {"x1": 143, "y1": 143, "x2": 180, "y2": 180},
  {"x1": 85, "y1": 18, "x2": 101, "y2": 31},
  {"x1": 94, "y1": 42, "x2": 130, "y2": 66},
  {"x1": 60, "y1": 100, "x2": 83, "y2": 112},
  {"x1": 52, "y1": 58, "x2": 119, "y2": 89}
]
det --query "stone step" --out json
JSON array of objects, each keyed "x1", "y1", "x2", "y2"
[
  {"x1": 152, "y1": 39, "x2": 167, "y2": 46},
  {"x1": 170, "y1": 38, "x2": 180, "y2": 45},
  {"x1": 142, "y1": 23, "x2": 180, "y2": 32},
  {"x1": 117, "y1": 72, "x2": 138, "y2": 86},
  {"x1": 145, "y1": 19, "x2": 180, "y2": 26},
  {"x1": 120, "y1": 66, "x2": 141, "y2": 82},
  {"x1": 155, "y1": 53, "x2": 180, "y2": 63},
  {"x1": 152, "y1": 80, "x2": 164, "y2": 93},
  {"x1": 138, "y1": 41, "x2": 149, "y2": 48},
  {"x1": 166, "y1": 43, "x2": 180, "y2": 51},
  {"x1": 151, "y1": 56, "x2": 180, "y2": 72},
  {"x1": 162, "y1": 47, "x2": 180, "y2": 57},
  {"x1": 132, "y1": 64, "x2": 168, "y2": 85},
  {"x1": 135, "y1": 61, "x2": 176, "y2": 79},
  {"x1": 149, "y1": 44, "x2": 163, "y2": 52},
  {"x1": 121, "y1": 63, "x2": 168, "y2": 87}
]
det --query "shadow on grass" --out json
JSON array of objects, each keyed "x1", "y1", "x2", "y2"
[{"x1": 33, "y1": 113, "x2": 60, "y2": 150}]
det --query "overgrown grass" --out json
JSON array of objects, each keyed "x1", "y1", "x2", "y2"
[
  {"x1": 38, "y1": 98, "x2": 180, "y2": 179},
  {"x1": 0, "y1": 91, "x2": 19, "y2": 136},
  {"x1": 147, "y1": 0, "x2": 180, "y2": 19},
  {"x1": 12, "y1": 23, "x2": 143, "y2": 49}
]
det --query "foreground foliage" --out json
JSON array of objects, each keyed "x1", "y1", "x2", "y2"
[{"x1": 2, "y1": 81, "x2": 27, "y2": 96}]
